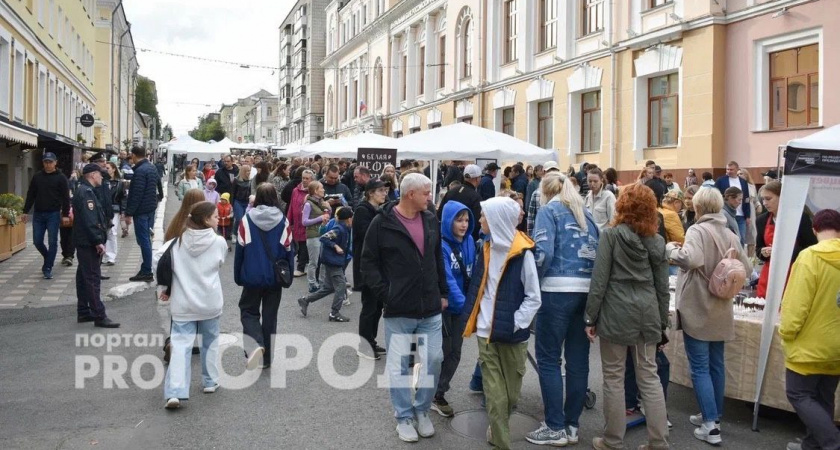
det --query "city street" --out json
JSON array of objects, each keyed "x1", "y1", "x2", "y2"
[{"x1": 0, "y1": 187, "x2": 807, "y2": 449}]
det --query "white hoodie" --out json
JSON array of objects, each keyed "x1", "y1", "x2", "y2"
[
  {"x1": 168, "y1": 228, "x2": 228, "y2": 321},
  {"x1": 476, "y1": 197, "x2": 541, "y2": 339}
]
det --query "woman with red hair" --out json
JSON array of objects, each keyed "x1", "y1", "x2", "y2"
[{"x1": 585, "y1": 183, "x2": 671, "y2": 450}]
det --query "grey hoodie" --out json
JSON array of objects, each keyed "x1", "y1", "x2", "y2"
[
  {"x1": 169, "y1": 228, "x2": 228, "y2": 321},
  {"x1": 247, "y1": 205, "x2": 283, "y2": 231},
  {"x1": 586, "y1": 224, "x2": 670, "y2": 346}
]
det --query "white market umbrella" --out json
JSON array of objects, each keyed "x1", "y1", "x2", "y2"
[{"x1": 398, "y1": 122, "x2": 556, "y2": 163}]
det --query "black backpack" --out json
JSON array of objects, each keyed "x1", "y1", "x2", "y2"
[{"x1": 156, "y1": 238, "x2": 178, "y2": 295}]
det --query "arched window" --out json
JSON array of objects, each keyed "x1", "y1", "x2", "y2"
[
  {"x1": 456, "y1": 8, "x2": 473, "y2": 80},
  {"x1": 326, "y1": 87, "x2": 334, "y2": 129}
]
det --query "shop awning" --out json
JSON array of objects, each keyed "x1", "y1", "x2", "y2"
[{"x1": 0, "y1": 120, "x2": 38, "y2": 147}]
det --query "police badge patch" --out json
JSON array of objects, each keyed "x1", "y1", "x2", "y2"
[{"x1": 87, "y1": 200, "x2": 95, "y2": 210}]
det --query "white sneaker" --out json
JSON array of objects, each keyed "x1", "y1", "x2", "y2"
[
  {"x1": 293, "y1": 270, "x2": 305, "y2": 277},
  {"x1": 567, "y1": 425, "x2": 580, "y2": 444},
  {"x1": 693, "y1": 423, "x2": 722, "y2": 445},
  {"x1": 396, "y1": 419, "x2": 419, "y2": 442},
  {"x1": 343, "y1": 298, "x2": 351, "y2": 306},
  {"x1": 246, "y1": 347, "x2": 265, "y2": 370},
  {"x1": 416, "y1": 411, "x2": 435, "y2": 438},
  {"x1": 203, "y1": 383, "x2": 219, "y2": 393},
  {"x1": 689, "y1": 413, "x2": 721, "y2": 429},
  {"x1": 165, "y1": 398, "x2": 180, "y2": 409}
]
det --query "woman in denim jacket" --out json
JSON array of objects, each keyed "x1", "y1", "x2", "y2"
[{"x1": 526, "y1": 172, "x2": 600, "y2": 446}]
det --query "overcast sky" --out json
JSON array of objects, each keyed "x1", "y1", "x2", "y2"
[{"x1": 124, "y1": 0, "x2": 293, "y2": 136}]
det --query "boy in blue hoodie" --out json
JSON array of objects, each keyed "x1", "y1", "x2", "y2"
[
  {"x1": 430, "y1": 201, "x2": 476, "y2": 418},
  {"x1": 297, "y1": 207, "x2": 353, "y2": 322}
]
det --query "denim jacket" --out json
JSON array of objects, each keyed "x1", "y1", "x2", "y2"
[{"x1": 532, "y1": 198, "x2": 600, "y2": 292}]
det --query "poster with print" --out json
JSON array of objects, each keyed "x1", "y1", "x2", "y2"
[{"x1": 357, "y1": 148, "x2": 397, "y2": 180}]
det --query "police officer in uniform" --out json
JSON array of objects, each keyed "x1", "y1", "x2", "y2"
[
  {"x1": 90, "y1": 152, "x2": 114, "y2": 278},
  {"x1": 74, "y1": 164, "x2": 120, "y2": 328}
]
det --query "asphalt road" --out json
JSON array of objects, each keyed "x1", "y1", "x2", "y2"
[{"x1": 0, "y1": 187, "x2": 806, "y2": 449}]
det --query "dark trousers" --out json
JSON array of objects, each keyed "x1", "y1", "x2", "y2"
[
  {"x1": 625, "y1": 347, "x2": 671, "y2": 409},
  {"x1": 436, "y1": 310, "x2": 466, "y2": 398},
  {"x1": 358, "y1": 286, "x2": 384, "y2": 347},
  {"x1": 238, "y1": 286, "x2": 282, "y2": 366},
  {"x1": 295, "y1": 240, "x2": 309, "y2": 272},
  {"x1": 786, "y1": 369, "x2": 840, "y2": 450},
  {"x1": 76, "y1": 246, "x2": 106, "y2": 319},
  {"x1": 59, "y1": 226, "x2": 75, "y2": 258},
  {"x1": 32, "y1": 210, "x2": 60, "y2": 271}
]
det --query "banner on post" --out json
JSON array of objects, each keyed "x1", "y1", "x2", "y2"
[{"x1": 357, "y1": 148, "x2": 397, "y2": 180}]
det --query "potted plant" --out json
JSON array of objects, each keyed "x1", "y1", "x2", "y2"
[{"x1": 0, "y1": 193, "x2": 26, "y2": 261}]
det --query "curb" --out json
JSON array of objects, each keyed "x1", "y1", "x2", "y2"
[{"x1": 107, "y1": 181, "x2": 168, "y2": 300}]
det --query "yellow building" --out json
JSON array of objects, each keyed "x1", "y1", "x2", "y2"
[
  {"x1": 323, "y1": 0, "x2": 824, "y2": 183},
  {"x1": 0, "y1": 0, "x2": 98, "y2": 195}
]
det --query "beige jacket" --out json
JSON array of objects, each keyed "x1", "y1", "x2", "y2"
[{"x1": 666, "y1": 213, "x2": 751, "y2": 342}]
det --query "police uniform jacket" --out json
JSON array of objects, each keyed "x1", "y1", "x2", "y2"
[
  {"x1": 95, "y1": 170, "x2": 115, "y2": 224},
  {"x1": 73, "y1": 179, "x2": 107, "y2": 247}
]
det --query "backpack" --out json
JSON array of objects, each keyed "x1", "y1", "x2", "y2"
[{"x1": 704, "y1": 247, "x2": 747, "y2": 299}]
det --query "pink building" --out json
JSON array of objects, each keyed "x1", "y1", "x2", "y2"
[{"x1": 725, "y1": 0, "x2": 839, "y2": 175}]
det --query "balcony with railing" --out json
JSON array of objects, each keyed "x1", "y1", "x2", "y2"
[
  {"x1": 278, "y1": 104, "x2": 292, "y2": 128},
  {"x1": 293, "y1": 95, "x2": 308, "y2": 118}
]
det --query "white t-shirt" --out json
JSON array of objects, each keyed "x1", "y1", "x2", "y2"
[{"x1": 728, "y1": 176, "x2": 744, "y2": 217}]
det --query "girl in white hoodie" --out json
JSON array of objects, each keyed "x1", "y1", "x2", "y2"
[{"x1": 161, "y1": 201, "x2": 228, "y2": 409}]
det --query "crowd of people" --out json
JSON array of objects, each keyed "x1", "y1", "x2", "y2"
[{"x1": 20, "y1": 147, "x2": 840, "y2": 449}]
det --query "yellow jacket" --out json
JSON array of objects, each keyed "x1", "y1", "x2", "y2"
[
  {"x1": 659, "y1": 207, "x2": 685, "y2": 244},
  {"x1": 779, "y1": 238, "x2": 840, "y2": 375}
]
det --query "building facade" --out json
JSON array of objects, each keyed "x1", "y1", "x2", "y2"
[
  {"x1": 93, "y1": 0, "x2": 136, "y2": 152},
  {"x1": 254, "y1": 96, "x2": 279, "y2": 144},
  {"x1": 219, "y1": 89, "x2": 274, "y2": 144},
  {"x1": 322, "y1": 0, "x2": 836, "y2": 182},
  {"x1": 276, "y1": 0, "x2": 329, "y2": 147},
  {"x1": 0, "y1": 0, "x2": 98, "y2": 196}
]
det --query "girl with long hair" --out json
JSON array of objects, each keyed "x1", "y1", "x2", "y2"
[
  {"x1": 162, "y1": 201, "x2": 228, "y2": 409},
  {"x1": 301, "y1": 181, "x2": 331, "y2": 292},
  {"x1": 231, "y1": 164, "x2": 252, "y2": 234},
  {"x1": 177, "y1": 165, "x2": 204, "y2": 201}
]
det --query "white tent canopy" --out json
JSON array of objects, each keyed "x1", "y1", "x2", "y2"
[
  {"x1": 398, "y1": 122, "x2": 556, "y2": 163},
  {"x1": 753, "y1": 124, "x2": 840, "y2": 429},
  {"x1": 295, "y1": 133, "x2": 426, "y2": 159}
]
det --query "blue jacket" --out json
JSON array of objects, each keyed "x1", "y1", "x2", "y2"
[
  {"x1": 125, "y1": 159, "x2": 160, "y2": 216},
  {"x1": 440, "y1": 201, "x2": 476, "y2": 314},
  {"x1": 234, "y1": 213, "x2": 295, "y2": 288},
  {"x1": 319, "y1": 221, "x2": 351, "y2": 267},
  {"x1": 463, "y1": 233, "x2": 534, "y2": 344},
  {"x1": 533, "y1": 199, "x2": 600, "y2": 290},
  {"x1": 714, "y1": 175, "x2": 751, "y2": 219},
  {"x1": 511, "y1": 173, "x2": 528, "y2": 197},
  {"x1": 478, "y1": 174, "x2": 495, "y2": 200}
]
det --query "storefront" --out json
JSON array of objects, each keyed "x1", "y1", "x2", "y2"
[{"x1": 0, "y1": 118, "x2": 39, "y2": 196}]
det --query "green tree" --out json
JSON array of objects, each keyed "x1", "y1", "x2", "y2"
[
  {"x1": 135, "y1": 75, "x2": 161, "y2": 139},
  {"x1": 189, "y1": 115, "x2": 225, "y2": 142}
]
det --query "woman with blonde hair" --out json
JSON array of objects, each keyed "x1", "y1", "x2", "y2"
[
  {"x1": 177, "y1": 165, "x2": 204, "y2": 201},
  {"x1": 586, "y1": 183, "x2": 671, "y2": 450},
  {"x1": 301, "y1": 180, "x2": 331, "y2": 292},
  {"x1": 526, "y1": 171, "x2": 600, "y2": 446},
  {"x1": 666, "y1": 187, "x2": 751, "y2": 445}
]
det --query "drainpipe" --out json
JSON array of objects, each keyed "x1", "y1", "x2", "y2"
[
  {"x1": 477, "y1": 0, "x2": 485, "y2": 128},
  {"x1": 116, "y1": 23, "x2": 130, "y2": 149},
  {"x1": 608, "y1": 0, "x2": 618, "y2": 169},
  {"x1": 109, "y1": 1, "x2": 123, "y2": 148}
]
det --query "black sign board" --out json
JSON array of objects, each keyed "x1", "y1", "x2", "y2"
[
  {"x1": 79, "y1": 114, "x2": 95, "y2": 127},
  {"x1": 784, "y1": 147, "x2": 840, "y2": 176},
  {"x1": 357, "y1": 147, "x2": 397, "y2": 180}
]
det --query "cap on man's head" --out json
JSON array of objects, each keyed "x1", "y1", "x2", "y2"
[
  {"x1": 762, "y1": 169, "x2": 779, "y2": 179},
  {"x1": 364, "y1": 179, "x2": 388, "y2": 191},
  {"x1": 90, "y1": 152, "x2": 107, "y2": 162},
  {"x1": 543, "y1": 161, "x2": 560, "y2": 172},
  {"x1": 484, "y1": 162, "x2": 500, "y2": 172},
  {"x1": 42, "y1": 152, "x2": 57, "y2": 162},
  {"x1": 82, "y1": 163, "x2": 101, "y2": 175},
  {"x1": 463, "y1": 164, "x2": 482, "y2": 179}
]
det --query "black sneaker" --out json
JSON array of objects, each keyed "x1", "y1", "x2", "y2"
[
  {"x1": 62, "y1": 257, "x2": 73, "y2": 266},
  {"x1": 94, "y1": 318, "x2": 121, "y2": 328},
  {"x1": 431, "y1": 397, "x2": 454, "y2": 417},
  {"x1": 374, "y1": 345, "x2": 386, "y2": 355},
  {"x1": 129, "y1": 272, "x2": 154, "y2": 282},
  {"x1": 298, "y1": 297, "x2": 308, "y2": 317},
  {"x1": 328, "y1": 313, "x2": 350, "y2": 322}
]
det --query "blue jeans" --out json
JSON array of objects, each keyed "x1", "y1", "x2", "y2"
[
  {"x1": 536, "y1": 291, "x2": 590, "y2": 430},
  {"x1": 683, "y1": 332, "x2": 725, "y2": 422},
  {"x1": 32, "y1": 210, "x2": 60, "y2": 272},
  {"x1": 384, "y1": 314, "x2": 444, "y2": 421},
  {"x1": 164, "y1": 317, "x2": 220, "y2": 399},
  {"x1": 132, "y1": 210, "x2": 155, "y2": 274},
  {"x1": 735, "y1": 216, "x2": 747, "y2": 246},
  {"x1": 625, "y1": 347, "x2": 670, "y2": 409}
]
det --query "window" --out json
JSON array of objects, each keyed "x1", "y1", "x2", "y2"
[
  {"x1": 503, "y1": 0, "x2": 518, "y2": 63},
  {"x1": 459, "y1": 117, "x2": 473, "y2": 124},
  {"x1": 462, "y1": 20, "x2": 472, "y2": 78},
  {"x1": 0, "y1": 36, "x2": 10, "y2": 114},
  {"x1": 429, "y1": 123, "x2": 441, "y2": 129},
  {"x1": 502, "y1": 108, "x2": 515, "y2": 136},
  {"x1": 341, "y1": 85, "x2": 348, "y2": 122},
  {"x1": 267, "y1": 129, "x2": 272, "y2": 138},
  {"x1": 438, "y1": 36, "x2": 446, "y2": 89},
  {"x1": 582, "y1": 0, "x2": 604, "y2": 36},
  {"x1": 648, "y1": 73, "x2": 679, "y2": 147},
  {"x1": 418, "y1": 46, "x2": 425, "y2": 95},
  {"x1": 13, "y1": 50, "x2": 24, "y2": 120},
  {"x1": 649, "y1": 0, "x2": 672, "y2": 8},
  {"x1": 540, "y1": 0, "x2": 557, "y2": 51},
  {"x1": 770, "y1": 44, "x2": 818, "y2": 129},
  {"x1": 581, "y1": 91, "x2": 601, "y2": 152},
  {"x1": 394, "y1": 131, "x2": 403, "y2": 138},
  {"x1": 267, "y1": 107, "x2": 272, "y2": 117},
  {"x1": 401, "y1": 55, "x2": 407, "y2": 101},
  {"x1": 352, "y1": 79, "x2": 358, "y2": 118},
  {"x1": 537, "y1": 101, "x2": 553, "y2": 148},
  {"x1": 410, "y1": 127, "x2": 420, "y2": 134},
  {"x1": 374, "y1": 62, "x2": 383, "y2": 109}
]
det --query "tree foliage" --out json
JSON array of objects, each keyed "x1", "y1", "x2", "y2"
[
  {"x1": 189, "y1": 115, "x2": 225, "y2": 142},
  {"x1": 135, "y1": 75, "x2": 161, "y2": 139}
]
